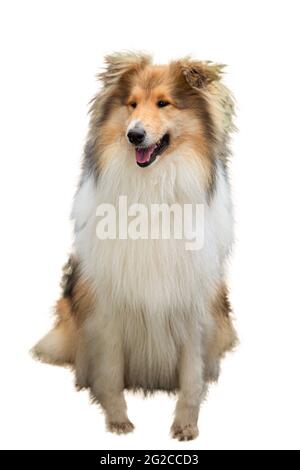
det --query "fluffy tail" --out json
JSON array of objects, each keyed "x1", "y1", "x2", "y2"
[{"x1": 32, "y1": 298, "x2": 77, "y2": 365}]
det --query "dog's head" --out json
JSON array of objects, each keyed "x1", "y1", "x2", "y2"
[{"x1": 86, "y1": 52, "x2": 235, "y2": 176}]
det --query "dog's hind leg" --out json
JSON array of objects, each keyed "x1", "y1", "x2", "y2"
[
  {"x1": 204, "y1": 282, "x2": 238, "y2": 382},
  {"x1": 32, "y1": 297, "x2": 78, "y2": 365}
]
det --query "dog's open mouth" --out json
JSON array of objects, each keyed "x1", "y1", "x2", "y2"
[{"x1": 135, "y1": 134, "x2": 170, "y2": 167}]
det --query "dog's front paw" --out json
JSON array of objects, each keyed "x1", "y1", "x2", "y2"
[
  {"x1": 108, "y1": 420, "x2": 135, "y2": 435},
  {"x1": 171, "y1": 423, "x2": 199, "y2": 441}
]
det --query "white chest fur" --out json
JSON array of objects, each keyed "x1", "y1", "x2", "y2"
[{"x1": 72, "y1": 150, "x2": 233, "y2": 389}]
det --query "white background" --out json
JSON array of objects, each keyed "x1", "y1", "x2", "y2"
[{"x1": 0, "y1": 0, "x2": 300, "y2": 450}]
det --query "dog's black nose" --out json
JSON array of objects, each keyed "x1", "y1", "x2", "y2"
[{"x1": 127, "y1": 128, "x2": 146, "y2": 146}]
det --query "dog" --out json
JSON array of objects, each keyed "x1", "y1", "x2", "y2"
[{"x1": 33, "y1": 52, "x2": 237, "y2": 441}]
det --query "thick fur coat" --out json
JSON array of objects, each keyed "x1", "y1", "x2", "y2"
[{"x1": 33, "y1": 52, "x2": 237, "y2": 441}]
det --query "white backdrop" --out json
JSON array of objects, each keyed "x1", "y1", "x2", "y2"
[{"x1": 0, "y1": 0, "x2": 300, "y2": 450}]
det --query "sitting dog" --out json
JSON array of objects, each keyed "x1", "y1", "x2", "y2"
[{"x1": 33, "y1": 52, "x2": 237, "y2": 441}]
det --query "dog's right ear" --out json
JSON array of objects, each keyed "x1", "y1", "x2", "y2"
[{"x1": 98, "y1": 51, "x2": 152, "y2": 88}]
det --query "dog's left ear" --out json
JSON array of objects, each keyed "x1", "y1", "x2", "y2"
[
  {"x1": 178, "y1": 59, "x2": 225, "y2": 89},
  {"x1": 98, "y1": 51, "x2": 152, "y2": 88}
]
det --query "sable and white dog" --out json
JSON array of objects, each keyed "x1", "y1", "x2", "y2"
[{"x1": 33, "y1": 52, "x2": 237, "y2": 441}]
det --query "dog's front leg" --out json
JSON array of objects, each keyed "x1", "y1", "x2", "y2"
[
  {"x1": 87, "y1": 322, "x2": 134, "y2": 435},
  {"x1": 171, "y1": 328, "x2": 207, "y2": 441}
]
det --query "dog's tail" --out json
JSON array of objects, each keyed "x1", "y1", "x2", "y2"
[{"x1": 32, "y1": 297, "x2": 78, "y2": 365}]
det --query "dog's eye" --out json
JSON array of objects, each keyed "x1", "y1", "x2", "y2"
[
  {"x1": 130, "y1": 102, "x2": 137, "y2": 109},
  {"x1": 157, "y1": 100, "x2": 170, "y2": 108}
]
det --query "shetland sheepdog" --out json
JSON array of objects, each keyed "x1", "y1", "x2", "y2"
[{"x1": 33, "y1": 52, "x2": 237, "y2": 441}]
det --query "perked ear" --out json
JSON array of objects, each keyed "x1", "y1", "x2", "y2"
[
  {"x1": 178, "y1": 59, "x2": 225, "y2": 89},
  {"x1": 98, "y1": 51, "x2": 152, "y2": 87}
]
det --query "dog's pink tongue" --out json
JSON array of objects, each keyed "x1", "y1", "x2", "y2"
[{"x1": 135, "y1": 146, "x2": 155, "y2": 164}]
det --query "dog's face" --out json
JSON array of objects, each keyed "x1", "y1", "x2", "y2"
[
  {"x1": 125, "y1": 73, "x2": 176, "y2": 167},
  {"x1": 88, "y1": 53, "x2": 234, "y2": 177}
]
